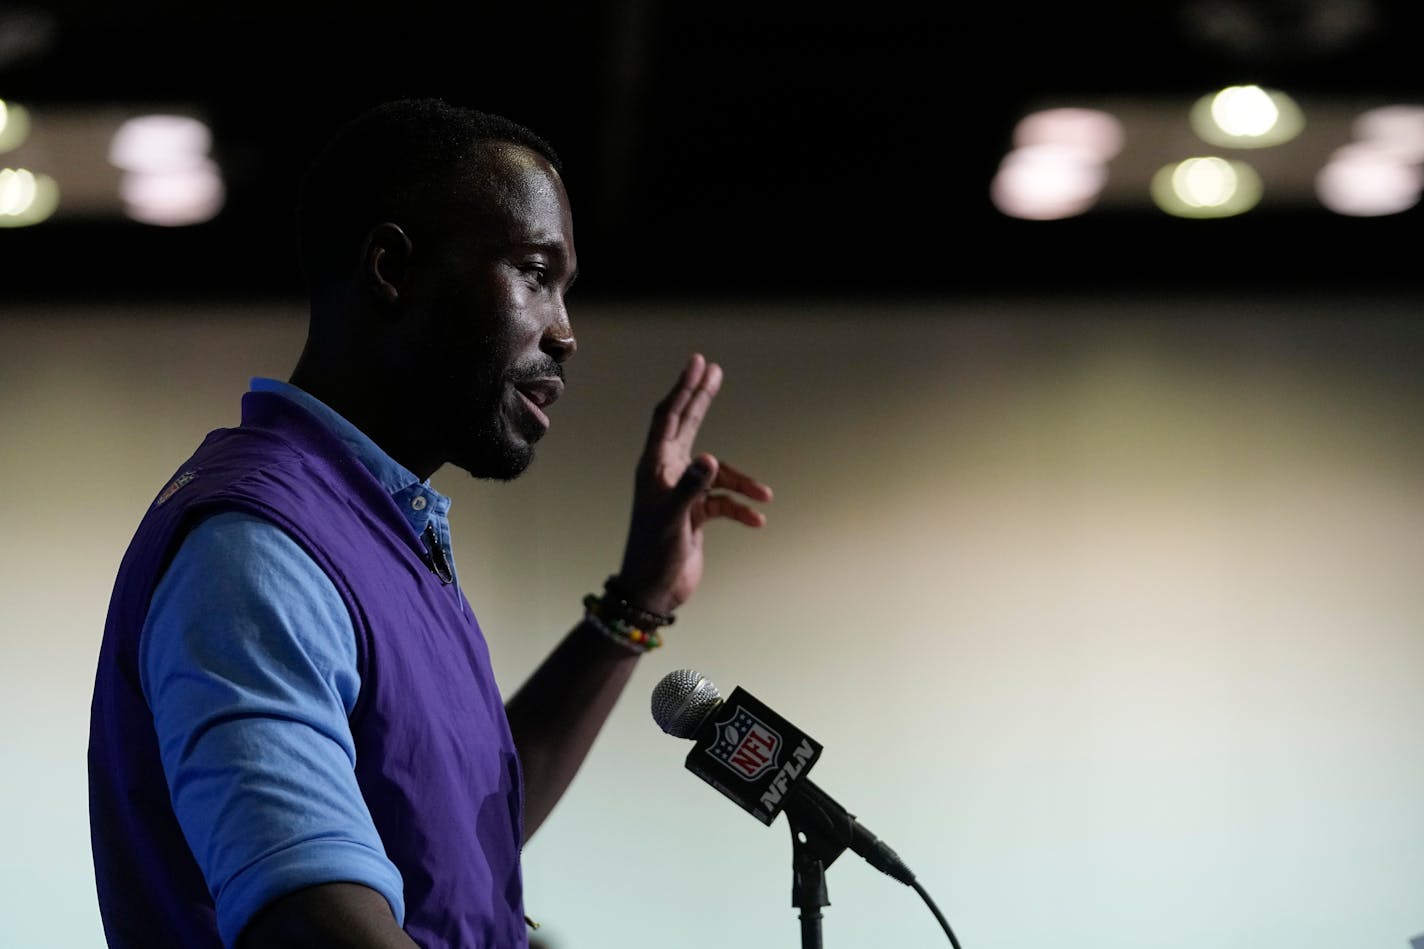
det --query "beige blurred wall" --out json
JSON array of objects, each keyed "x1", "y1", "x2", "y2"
[{"x1": 2, "y1": 295, "x2": 1421, "y2": 948}]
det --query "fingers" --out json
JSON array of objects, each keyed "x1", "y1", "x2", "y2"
[
  {"x1": 693, "y1": 456, "x2": 771, "y2": 529},
  {"x1": 675, "y1": 360, "x2": 721, "y2": 444},
  {"x1": 648, "y1": 354, "x2": 704, "y2": 445},
  {"x1": 648, "y1": 354, "x2": 722, "y2": 449},
  {"x1": 711, "y1": 459, "x2": 774, "y2": 503},
  {"x1": 666, "y1": 452, "x2": 770, "y2": 530},
  {"x1": 645, "y1": 356, "x2": 772, "y2": 529},
  {"x1": 700, "y1": 493, "x2": 767, "y2": 528}
]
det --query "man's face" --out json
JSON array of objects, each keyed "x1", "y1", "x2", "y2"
[{"x1": 409, "y1": 143, "x2": 578, "y2": 480}]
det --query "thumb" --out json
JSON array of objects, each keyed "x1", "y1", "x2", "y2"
[{"x1": 672, "y1": 453, "x2": 718, "y2": 503}]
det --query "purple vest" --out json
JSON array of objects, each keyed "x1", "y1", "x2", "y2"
[{"x1": 89, "y1": 391, "x2": 527, "y2": 948}]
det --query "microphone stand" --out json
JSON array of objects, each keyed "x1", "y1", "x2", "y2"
[{"x1": 784, "y1": 786, "x2": 852, "y2": 949}]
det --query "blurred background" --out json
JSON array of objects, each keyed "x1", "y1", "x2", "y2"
[
  {"x1": 4, "y1": 0, "x2": 1424, "y2": 300},
  {"x1": 2, "y1": 2, "x2": 1422, "y2": 947}
]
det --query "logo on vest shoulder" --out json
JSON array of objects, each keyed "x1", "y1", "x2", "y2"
[
  {"x1": 706, "y1": 705, "x2": 781, "y2": 781},
  {"x1": 155, "y1": 469, "x2": 200, "y2": 507}
]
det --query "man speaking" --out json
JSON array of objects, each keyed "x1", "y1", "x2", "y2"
[{"x1": 87, "y1": 97, "x2": 772, "y2": 948}]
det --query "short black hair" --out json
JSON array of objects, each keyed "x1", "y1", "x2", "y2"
[{"x1": 296, "y1": 97, "x2": 562, "y2": 285}]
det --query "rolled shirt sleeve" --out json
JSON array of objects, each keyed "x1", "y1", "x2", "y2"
[{"x1": 139, "y1": 510, "x2": 405, "y2": 947}]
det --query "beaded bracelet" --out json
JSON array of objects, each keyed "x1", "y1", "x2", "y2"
[
  {"x1": 582, "y1": 593, "x2": 664, "y2": 653},
  {"x1": 600, "y1": 575, "x2": 676, "y2": 629}
]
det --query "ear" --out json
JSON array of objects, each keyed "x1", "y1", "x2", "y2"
[{"x1": 358, "y1": 222, "x2": 413, "y2": 312}]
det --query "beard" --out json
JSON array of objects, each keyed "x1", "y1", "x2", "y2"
[
  {"x1": 454, "y1": 353, "x2": 563, "y2": 482},
  {"x1": 462, "y1": 405, "x2": 536, "y2": 481}
]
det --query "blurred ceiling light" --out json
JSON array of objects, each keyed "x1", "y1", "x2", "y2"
[
  {"x1": 991, "y1": 144, "x2": 1109, "y2": 220},
  {"x1": 109, "y1": 113, "x2": 224, "y2": 225},
  {"x1": 0, "y1": 99, "x2": 31, "y2": 154},
  {"x1": 0, "y1": 167, "x2": 58, "y2": 226},
  {"x1": 1315, "y1": 142, "x2": 1422, "y2": 216},
  {"x1": 1013, "y1": 108, "x2": 1126, "y2": 162},
  {"x1": 1351, "y1": 104, "x2": 1424, "y2": 164},
  {"x1": 1151, "y1": 156, "x2": 1262, "y2": 218},
  {"x1": 108, "y1": 114, "x2": 213, "y2": 172},
  {"x1": 119, "y1": 162, "x2": 225, "y2": 226},
  {"x1": 1190, "y1": 85, "x2": 1304, "y2": 148},
  {"x1": 0, "y1": 166, "x2": 35, "y2": 214}
]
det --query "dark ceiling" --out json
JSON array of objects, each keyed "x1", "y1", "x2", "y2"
[{"x1": 4, "y1": 0, "x2": 1424, "y2": 304}]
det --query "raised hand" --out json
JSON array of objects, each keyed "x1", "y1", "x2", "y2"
[{"x1": 614, "y1": 353, "x2": 773, "y2": 616}]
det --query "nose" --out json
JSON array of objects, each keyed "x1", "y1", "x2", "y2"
[{"x1": 541, "y1": 310, "x2": 576, "y2": 364}]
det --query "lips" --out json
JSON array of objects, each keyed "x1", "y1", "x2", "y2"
[{"x1": 513, "y1": 377, "x2": 564, "y2": 430}]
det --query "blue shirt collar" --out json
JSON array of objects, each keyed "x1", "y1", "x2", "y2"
[{"x1": 249, "y1": 378, "x2": 452, "y2": 535}]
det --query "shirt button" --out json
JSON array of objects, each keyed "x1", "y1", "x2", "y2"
[{"x1": 411, "y1": 496, "x2": 428, "y2": 511}]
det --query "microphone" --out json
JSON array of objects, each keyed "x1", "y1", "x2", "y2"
[{"x1": 651, "y1": 668, "x2": 916, "y2": 886}]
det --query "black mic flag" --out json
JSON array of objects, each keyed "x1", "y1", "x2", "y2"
[
  {"x1": 680, "y1": 680, "x2": 824, "y2": 826},
  {"x1": 651, "y1": 668, "x2": 916, "y2": 886}
]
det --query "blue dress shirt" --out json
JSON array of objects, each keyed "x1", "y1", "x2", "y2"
[{"x1": 139, "y1": 377, "x2": 458, "y2": 946}]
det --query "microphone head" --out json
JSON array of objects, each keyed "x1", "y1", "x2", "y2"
[{"x1": 651, "y1": 668, "x2": 723, "y2": 739}]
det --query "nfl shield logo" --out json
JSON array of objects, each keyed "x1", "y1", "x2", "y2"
[{"x1": 706, "y1": 706, "x2": 781, "y2": 781}]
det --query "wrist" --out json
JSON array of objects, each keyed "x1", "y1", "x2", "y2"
[
  {"x1": 581, "y1": 587, "x2": 667, "y2": 655},
  {"x1": 603, "y1": 574, "x2": 679, "y2": 623}
]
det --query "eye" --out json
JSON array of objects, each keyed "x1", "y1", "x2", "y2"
[{"x1": 518, "y1": 262, "x2": 549, "y2": 287}]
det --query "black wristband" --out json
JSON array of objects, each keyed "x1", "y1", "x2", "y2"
[{"x1": 601, "y1": 575, "x2": 676, "y2": 628}]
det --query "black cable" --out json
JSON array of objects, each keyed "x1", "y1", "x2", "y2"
[{"x1": 911, "y1": 878, "x2": 963, "y2": 949}]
